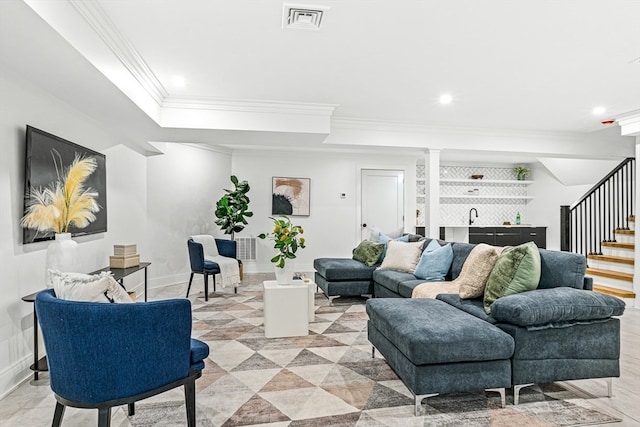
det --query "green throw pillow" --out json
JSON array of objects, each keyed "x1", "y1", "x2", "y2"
[
  {"x1": 483, "y1": 241, "x2": 541, "y2": 314},
  {"x1": 353, "y1": 240, "x2": 385, "y2": 267}
]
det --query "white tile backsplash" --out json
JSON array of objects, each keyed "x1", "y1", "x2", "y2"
[{"x1": 416, "y1": 164, "x2": 531, "y2": 226}]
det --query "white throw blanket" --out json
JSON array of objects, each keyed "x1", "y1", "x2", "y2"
[{"x1": 190, "y1": 235, "x2": 240, "y2": 289}]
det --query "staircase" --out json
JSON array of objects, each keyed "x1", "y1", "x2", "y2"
[
  {"x1": 561, "y1": 158, "x2": 636, "y2": 303},
  {"x1": 587, "y1": 217, "x2": 636, "y2": 299}
]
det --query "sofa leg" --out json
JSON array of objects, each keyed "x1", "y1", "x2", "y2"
[
  {"x1": 486, "y1": 388, "x2": 506, "y2": 408},
  {"x1": 513, "y1": 383, "x2": 534, "y2": 405},
  {"x1": 414, "y1": 393, "x2": 438, "y2": 416},
  {"x1": 371, "y1": 346, "x2": 375, "y2": 358},
  {"x1": 605, "y1": 377, "x2": 613, "y2": 397}
]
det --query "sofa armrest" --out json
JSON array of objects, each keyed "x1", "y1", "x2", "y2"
[
  {"x1": 583, "y1": 276, "x2": 593, "y2": 290},
  {"x1": 490, "y1": 287, "x2": 625, "y2": 327}
]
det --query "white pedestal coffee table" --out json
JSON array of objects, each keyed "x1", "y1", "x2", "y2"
[{"x1": 263, "y1": 279, "x2": 315, "y2": 338}]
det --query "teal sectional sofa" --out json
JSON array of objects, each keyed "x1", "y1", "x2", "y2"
[{"x1": 314, "y1": 238, "x2": 626, "y2": 412}]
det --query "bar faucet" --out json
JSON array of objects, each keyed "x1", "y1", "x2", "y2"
[{"x1": 469, "y1": 208, "x2": 478, "y2": 225}]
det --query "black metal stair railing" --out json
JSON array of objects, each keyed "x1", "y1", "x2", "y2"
[{"x1": 561, "y1": 157, "x2": 635, "y2": 256}]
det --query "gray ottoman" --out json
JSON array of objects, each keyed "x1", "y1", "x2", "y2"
[
  {"x1": 366, "y1": 298, "x2": 514, "y2": 415},
  {"x1": 313, "y1": 258, "x2": 375, "y2": 299}
]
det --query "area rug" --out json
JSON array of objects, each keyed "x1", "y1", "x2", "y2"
[{"x1": 126, "y1": 286, "x2": 621, "y2": 426}]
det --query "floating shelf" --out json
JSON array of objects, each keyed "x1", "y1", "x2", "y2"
[
  {"x1": 440, "y1": 195, "x2": 534, "y2": 200},
  {"x1": 440, "y1": 179, "x2": 533, "y2": 185}
]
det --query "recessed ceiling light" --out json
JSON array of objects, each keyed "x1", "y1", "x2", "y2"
[
  {"x1": 592, "y1": 106, "x2": 606, "y2": 115},
  {"x1": 171, "y1": 76, "x2": 186, "y2": 88},
  {"x1": 439, "y1": 94, "x2": 453, "y2": 104}
]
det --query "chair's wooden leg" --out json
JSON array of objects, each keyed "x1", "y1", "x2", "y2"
[
  {"x1": 185, "y1": 380, "x2": 196, "y2": 427},
  {"x1": 204, "y1": 274, "x2": 209, "y2": 302},
  {"x1": 52, "y1": 402, "x2": 65, "y2": 427},
  {"x1": 234, "y1": 286, "x2": 238, "y2": 294},
  {"x1": 128, "y1": 402, "x2": 135, "y2": 416},
  {"x1": 98, "y1": 407, "x2": 111, "y2": 427},
  {"x1": 186, "y1": 273, "x2": 195, "y2": 298}
]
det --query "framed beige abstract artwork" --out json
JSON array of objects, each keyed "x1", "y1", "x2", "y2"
[{"x1": 272, "y1": 177, "x2": 310, "y2": 216}]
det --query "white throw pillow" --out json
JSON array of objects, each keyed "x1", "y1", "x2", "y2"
[
  {"x1": 49, "y1": 270, "x2": 134, "y2": 303},
  {"x1": 377, "y1": 240, "x2": 424, "y2": 273}
]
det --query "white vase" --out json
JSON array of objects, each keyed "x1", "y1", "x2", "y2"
[
  {"x1": 45, "y1": 233, "x2": 79, "y2": 288},
  {"x1": 274, "y1": 263, "x2": 295, "y2": 285}
]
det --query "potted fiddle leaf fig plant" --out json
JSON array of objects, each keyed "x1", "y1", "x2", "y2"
[{"x1": 214, "y1": 175, "x2": 253, "y2": 238}]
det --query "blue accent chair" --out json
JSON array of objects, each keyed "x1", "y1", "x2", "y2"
[
  {"x1": 35, "y1": 289, "x2": 209, "y2": 427},
  {"x1": 186, "y1": 238, "x2": 241, "y2": 301}
]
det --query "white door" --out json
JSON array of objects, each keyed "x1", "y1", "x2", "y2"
[{"x1": 361, "y1": 169, "x2": 404, "y2": 240}]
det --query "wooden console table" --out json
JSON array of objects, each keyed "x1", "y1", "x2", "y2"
[{"x1": 21, "y1": 262, "x2": 151, "y2": 381}]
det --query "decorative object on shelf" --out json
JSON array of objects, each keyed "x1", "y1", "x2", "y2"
[
  {"x1": 471, "y1": 174, "x2": 484, "y2": 180},
  {"x1": 215, "y1": 175, "x2": 253, "y2": 239},
  {"x1": 514, "y1": 166, "x2": 530, "y2": 181},
  {"x1": 44, "y1": 233, "x2": 79, "y2": 287},
  {"x1": 272, "y1": 177, "x2": 310, "y2": 216},
  {"x1": 516, "y1": 212, "x2": 521, "y2": 225},
  {"x1": 109, "y1": 244, "x2": 140, "y2": 269},
  {"x1": 259, "y1": 216, "x2": 306, "y2": 284},
  {"x1": 465, "y1": 189, "x2": 480, "y2": 196}
]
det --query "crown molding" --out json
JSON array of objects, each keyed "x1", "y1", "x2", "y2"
[
  {"x1": 68, "y1": 0, "x2": 167, "y2": 105},
  {"x1": 331, "y1": 117, "x2": 582, "y2": 141},
  {"x1": 163, "y1": 96, "x2": 338, "y2": 117},
  {"x1": 617, "y1": 110, "x2": 640, "y2": 136}
]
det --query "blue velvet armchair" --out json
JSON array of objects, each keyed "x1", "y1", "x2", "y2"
[
  {"x1": 35, "y1": 289, "x2": 209, "y2": 427},
  {"x1": 186, "y1": 238, "x2": 242, "y2": 301}
]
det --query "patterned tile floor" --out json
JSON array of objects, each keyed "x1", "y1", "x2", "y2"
[{"x1": 1, "y1": 273, "x2": 637, "y2": 426}]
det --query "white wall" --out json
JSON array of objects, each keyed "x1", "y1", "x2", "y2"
[
  {"x1": 146, "y1": 144, "x2": 232, "y2": 287},
  {"x1": 528, "y1": 163, "x2": 591, "y2": 250},
  {"x1": 232, "y1": 150, "x2": 417, "y2": 273}
]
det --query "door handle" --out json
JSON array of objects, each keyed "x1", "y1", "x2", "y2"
[{"x1": 362, "y1": 224, "x2": 367, "y2": 228}]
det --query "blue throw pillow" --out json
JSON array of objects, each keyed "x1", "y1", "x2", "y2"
[
  {"x1": 414, "y1": 240, "x2": 453, "y2": 281},
  {"x1": 378, "y1": 233, "x2": 409, "y2": 261}
]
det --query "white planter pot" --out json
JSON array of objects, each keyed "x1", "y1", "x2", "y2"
[
  {"x1": 274, "y1": 263, "x2": 295, "y2": 285},
  {"x1": 45, "y1": 233, "x2": 79, "y2": 287}
]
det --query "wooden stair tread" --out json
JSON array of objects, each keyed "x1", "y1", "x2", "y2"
[
  {"x1": 602, "y1": 241, "x2": 634, "y2": 250},
  {"x1": 614, "y1": 229, "x2": 635, "y2": 235},
  {"x1": 593, "y1": 284, "x2": 636, "y2": 299},
  {"x1": 587, "y1": 254, "x2": 634, "y2": 265},
  {"x1": 586, "y1": 268, "x2": 633, "y2": 281}
]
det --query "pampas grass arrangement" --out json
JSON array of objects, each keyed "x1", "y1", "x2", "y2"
[{"x1": 21, "y1": 155, "x2": 100, "y2": 234}]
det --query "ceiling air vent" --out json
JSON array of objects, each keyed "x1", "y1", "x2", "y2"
[{"x1": 282, "y1": 3, "x2": 329, "y2": 30}]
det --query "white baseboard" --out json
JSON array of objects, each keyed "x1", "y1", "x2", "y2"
[{"x1": 0, "y1": 354, "x2": 34, "y2": 400}]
